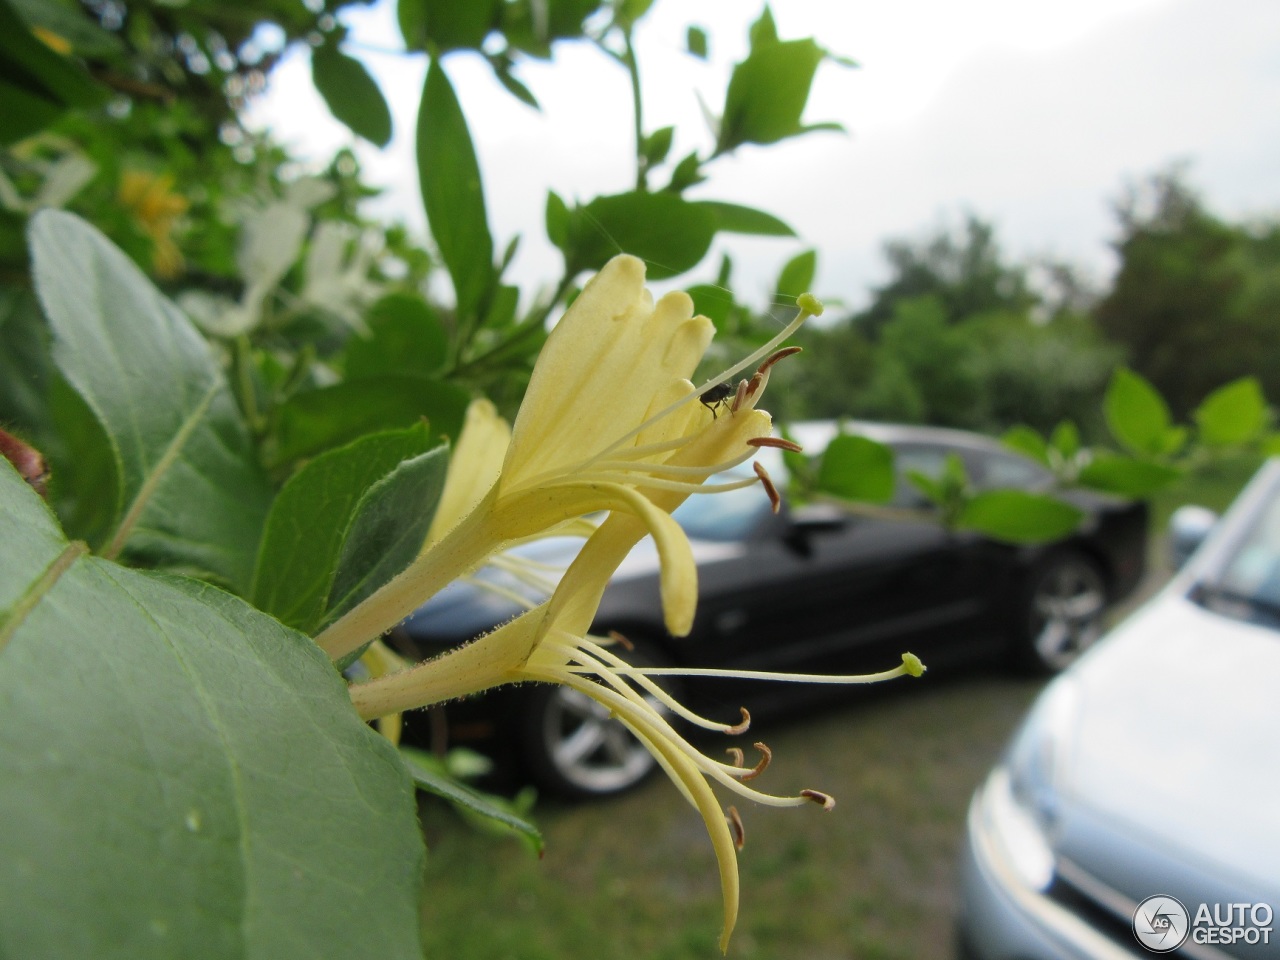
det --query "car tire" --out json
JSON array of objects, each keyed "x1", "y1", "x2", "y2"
[
  {"x1": 1013, "y1": 550, "x2": 1107, "y2": 674},
  {"x1": 517, "y1": 642, "x2": 678, "y2": 800}
]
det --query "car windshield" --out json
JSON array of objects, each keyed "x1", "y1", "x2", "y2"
[
  {"x1": 1194, "y1": 478, "x2": 1280, "y2": 628},
  {"x1": 671, "y1": 482, "x2": 773, "y2": 542}
]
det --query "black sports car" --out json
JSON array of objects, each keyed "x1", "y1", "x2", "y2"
[{"x1": 389, "y1": 422, "x2": 1148, "y2": 798}]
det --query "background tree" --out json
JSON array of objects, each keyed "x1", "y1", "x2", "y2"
[{"x1": 1096, "y1": 169, "x2": 1280, "y2": 417}]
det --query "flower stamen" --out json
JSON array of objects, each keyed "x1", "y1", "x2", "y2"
[
  {"x1": 801, "y1": 789, "x2": 836, "y2": 811},
  {"x1": 755, "y1": 461, "x2": 781, "y2": 513},
  {"x1": 747, "y1": 436, "x2": 804, "y2": 453},
  {"x1": 740, "y1": 742, "x2": 772, "y2": 782},
  {"x1": 727, "y1": 806, "x2": 746, "y2": 850}
]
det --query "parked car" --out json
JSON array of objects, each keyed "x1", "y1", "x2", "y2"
[
  {"x1": 393, "y1": 422, "x2": 1148, "y2": 798},
  {"x1": 957, "y1": 458, "x2": 1280, "y2": 959}
]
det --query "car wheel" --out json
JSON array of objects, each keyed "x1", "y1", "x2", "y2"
[
  {"x1": 518, "y1": 644, "x2": 676, "y2": 800},
  {"x1": 1014, "y1": 551, "x2": 1107, "y2": 674}
]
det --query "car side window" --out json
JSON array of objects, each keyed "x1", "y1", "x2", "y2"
[{"x1": 970, "y1": 451, "x2": 1053, "y2": 491}]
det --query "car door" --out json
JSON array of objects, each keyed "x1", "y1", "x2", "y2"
[{"x1": 686, "y1": 443, "x2": 1007, "y2": 677}]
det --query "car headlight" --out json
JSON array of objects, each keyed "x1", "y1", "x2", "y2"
[{"x1": 975, "y1": 676, "x2": 1080, "y2": 892}]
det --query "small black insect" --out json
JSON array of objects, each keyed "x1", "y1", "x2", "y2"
[{"x1": 700, "y1": 380, "x2": 735, "y2": 419}]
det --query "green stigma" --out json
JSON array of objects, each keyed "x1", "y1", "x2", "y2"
[
  {"x1": 900, "y1": 652, "x2": 926, "y2": 677},
  {"x1": 797, "y1": 292, "x2": 824, "y2": 317}
]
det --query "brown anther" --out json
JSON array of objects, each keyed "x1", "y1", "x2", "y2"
[
  {"x1": 727, "y1": 806, "x2": 746, "y2": 850},
  {"x1": 725, "y1": 746, "x2": 745, "y2": 768},
  {"x1": 725, "y1": 707, "x2": 751, "y2": 735},
  {"x1": 757, "y1": 345, "x2": 802, "y2": 374},
  {"x1": 747, "y1": 436, "x2": 804, "y2": 453},
  {"x1": 743, "y1": 372, "x2": 765, "y2": 399},
  {"x1": 801, "y1": 789, "x2": 836, "y2": 811},
  {"x1": 754, "y1": 461, "x2": 781, "y2": 513},
  {"x1": 607, "y1": 630, "x2": 635, "y2": 652},
  {"x1": 740, "y1": 742, "x2": 773, "y2": 782},
  {"x1": 730, "y1": 377, "x2": 750, "y2": 412}
]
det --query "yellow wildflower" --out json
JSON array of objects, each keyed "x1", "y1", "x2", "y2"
[{"x1": 117, "y1": 170, "x2": 188, "y2": 278}]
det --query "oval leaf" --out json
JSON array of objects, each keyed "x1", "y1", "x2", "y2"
[
  {"x1": 311, "y1": 45, "x2": 393, "y2": 147},
  {"x1": 29, "y1": 210, "x2": 271, "y2": 592},
  {"x1": 1193, "y1": 376, "x2": 1267, "y2": 447},
  {"x1": 1104, "y1": 367, "x2": 1173, "y2": 457},
  {"x1": 1077, "y1": 454, "x2": 1182, "y2": 497},
  {"x1": 419, "y1": 61, "x2": 494, "y2": 319},
  {"x1": 0, "y1": 460, "x2": 425, "y2": 959},
  {"x1": 816, "y1": 434, "x2": 895, "y2": 504},
  {"x1": 957, "y1": 490, "x2": 1083, "y2": 544}
]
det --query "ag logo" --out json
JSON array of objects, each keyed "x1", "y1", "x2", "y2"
[{"x1": 1133, "y1": 895, "x2": 1190, "y2": 952}]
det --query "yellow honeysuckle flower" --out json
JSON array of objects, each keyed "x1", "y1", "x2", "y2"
[
  {"x1": 117, "y1": 170, "x2": 189, "y2": 278},
  {"x1": 350, "y1": 502, "x2": 925, "y2": 952},
  {"x1": 316, "y1": 255, "x2": 817, "y2": 661}
]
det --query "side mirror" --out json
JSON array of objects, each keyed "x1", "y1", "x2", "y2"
[
  {"x1": 782, "y1": 504, "x2": 848, "y2": 556},
  {"x1": 1168, "y1": 504, "x2": 1218, "y2": 569}
]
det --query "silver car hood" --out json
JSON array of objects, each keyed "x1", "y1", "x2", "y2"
[{"x1": 1056, "y1": 590, "x2": 1280, "y2": 903}]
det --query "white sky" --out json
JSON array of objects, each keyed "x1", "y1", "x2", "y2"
[{"x1": 247, "y1": 0, "x2": 1280, "y2": 311}]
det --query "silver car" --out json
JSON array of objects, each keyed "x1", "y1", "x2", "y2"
[{"x1": 957, "y1": 459, "x2": 1280, "y2": 959}]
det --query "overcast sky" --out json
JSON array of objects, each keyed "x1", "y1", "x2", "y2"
[{"x1": 246, "y1": 0, "x2": 1280, "y2": 311}]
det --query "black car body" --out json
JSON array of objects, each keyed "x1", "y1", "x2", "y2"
[{"x1": 392, "y1": 422, "x2": 1148, "y2": 798}]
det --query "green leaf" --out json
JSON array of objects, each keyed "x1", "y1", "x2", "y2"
[
  {"x1": 1050, "y1": 421, "x2": 1081, "y2": 461},
  {"x1": 748, "y1": 6, "x2": 779, "y2": 48},
  {"x1": 641, "y1": 125, "x2": 674, "y2": 167},
  {"x1": 399, "y1": 0, "x2": 498, "y2": 51},
  {"x1": 956, "y1": 490, "x2": 1083, "y2": 544},
  {"x1": 1077, "y1": 454, "x2": 1182, "y2": 497},
  {"x1": 0, "y1": 459, "x2": 425, "y2": 959},
  {"x1": 419, "y1": 60, "x2": 494, "y2": 319},
  {"x1": 666, "y1": 150, "x2": 705, "y2": 192},
  {"x1": 774, "y1": 248, "x2": 817, "y2": 303},
  {"x1": 326, "y1": 444, "x2": 450, "y2": 626},
  {"x1": 1104, "y1": 367, "x2": 1175, "y2": 457},
  {"x1": 0, "y1": 0, "x2": 105, "y2": 145},
  {"x1": 29, "y1": 210, "x2": 271, "y2": 592},
  {"x1": 686, "y1": 25, "x2": 708, "y2": 59},
  {"x1": 400, "y1": 746, "x2": 543, "y2": 854},
  {"x1": 695, "y1": 201, "x2": 795, "y2": 237},
  {"x1": 719, "y1": 37, "x2": 827, "y2": 152},
  {"x1": 271, "y1": 375, "x2": 469, "y2": 467},
  {"x1": 311, "y1": 44, "x2": 393, "y2": 148},
  {"x1": 251, "y1": 425, "x2": 438, "y2": 633},
  {"x1": 816, "y1": 434, "x2": 895, "y2": 503},
  {"x1": 545, "y1": 190, "x2": 569, "y2": 249},
  {"x1": 1193, "y1": 377, "x2": 1267, "y2": 447},
  {"x1": 345, "y1": 292, "x2": 448, "y2": 379},
  {"x1": 489, "y1": 54, "x2": 539, "y2": 108},
  {"x1": 1001, "y1": 426, "x2": 1049, "y2": 466},
  {"x1": 565, "y1": 191, "x2": 716, "y2": 279},
  {"x1": 686, "y1": 283, "x2": 734, "y2": 329}
]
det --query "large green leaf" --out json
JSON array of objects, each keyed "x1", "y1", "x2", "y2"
[
  {"x1": 1193, "y1": 376, "x2": 1267, "y2": 447},
  {"x1": 419, "y1": 60, "x2": 494, "y2": 320},
  {"x1": 29, "y1": 210, "x2": 272, "y2": 592},
  {"x1": 1077, "y1": 454, "x2": 1181, "y2": 497},
  {"x1": 1104, "y1": 367, "x2": 1178, "y2": 457},
  {"x1": 956, "y1": 490, "x2": 1083, "y2": 544},
  {"x1": 0, "y1": 459, "x2": 425, "y2": 959},
  {"x1": 344, "y1": 291, "x2": 448, "y2": 380},
  {"x1": 270, "y1": 375, "x2": 469, "y2": 467},
  {"x1": 251, "y1": 425, "x2": 439, "y2": 633},
  {"x1": 326, "y1": 445, "x2": 449, "y2": 626},
  {"x1": 0, "y1": 0, "x2": 105, "y2": 145},
  {"x1": 816, "y1": 434, "x2": 895, "y2": 504},
  {"x1": 311, "y1": 44, "x2": 393, "y2": 148},
  {"x1": 565, "y1": 191, "x2": 717, "y2": 279},
  {"x1": 774, "y1": 249, "x2": 817, "y2": 304},
  {"x1": 718, "y1": 36, "x2": 829, "y2": 152},
  {"x1": 693, "y1": 201, "x2": 795, "y2": 237}
]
